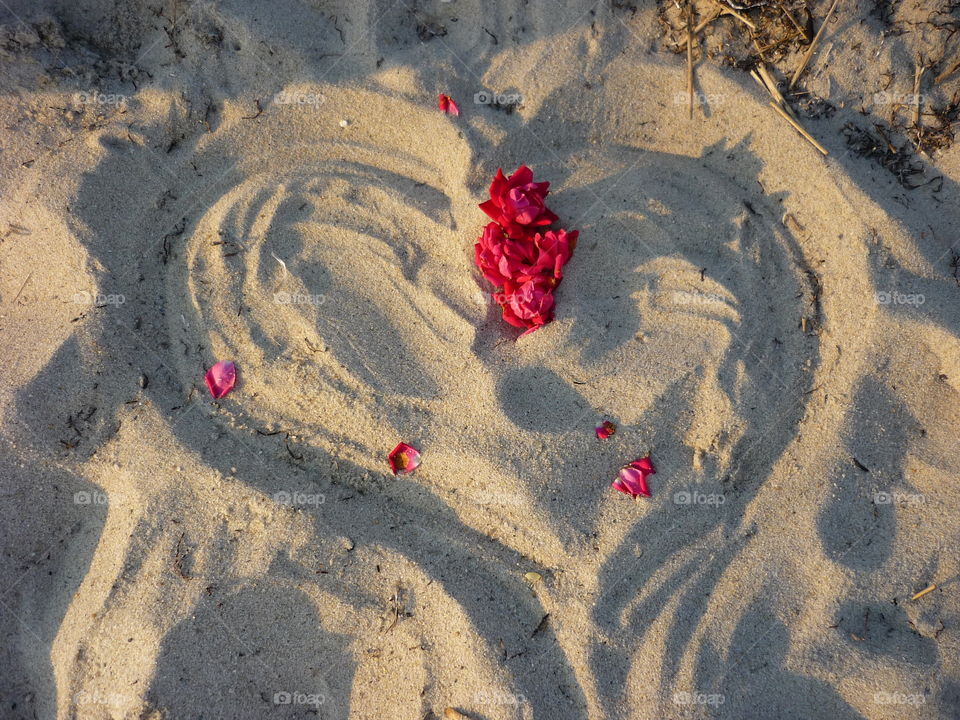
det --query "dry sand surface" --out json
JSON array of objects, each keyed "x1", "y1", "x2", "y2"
[{"x1": 2, "y1": 0, "x2": 960, "y2": 718}]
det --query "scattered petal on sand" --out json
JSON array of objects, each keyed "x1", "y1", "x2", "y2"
[
  {"x1": 438, "y1": 93, "x2": 460, "y2": 116},
  {"x1": 612, "y1": 456, "x2": 655, "y2": 498},
  {"x1": 388, "y1": 442, "x2": 421, "y2": 475},
  {"x1": 596, "y1": 420, "x2": 617, "y2": 439},
  {"x1": 204, "y1": 360, "x2": 236, "y2": 399}
]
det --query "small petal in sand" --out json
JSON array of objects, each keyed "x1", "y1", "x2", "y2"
[
  {"x1": 388, "y1": 442, "x2": 421, "y2": 475},
  {"x1": 596, "y1": 420, "x2": 617, "y2": 439},
  {"x1": 204, "y1": 361, "x2": 236, "y2": 399},
  {"x1": 612, "y1": 456, "x2": 655, "y2": 498},
  {"x1": 438, "y1": 93, "x2": 460, "y2": 116}
]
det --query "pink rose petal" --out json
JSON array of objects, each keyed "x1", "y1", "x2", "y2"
[
  {"x1": 438, "y1": 94, "x2": 460, "y2": 116},
  {"x1": 612, "y1": 456, "x2": 655, "y2": 498},
  {"x1": 205, "y1": 360, "x2": 236, "y2": 399},
  {"x1": 388, "y1": 442, "x2": 421, "y2": 475},
  {"x1": 596, "y1": 420, "x2": 617, "y2": 440}
]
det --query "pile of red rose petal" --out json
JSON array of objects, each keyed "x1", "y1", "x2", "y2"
[{"x1": 474, "y1": 165, "x2": 579, "y2": 336}]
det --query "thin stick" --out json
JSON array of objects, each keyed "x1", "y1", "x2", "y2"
[
  {"x1": 677, "y1": 7, "x2": 721, "y2": 49},
  {"x1": 912, "y1": 62, "x2": 925, "y2": 126},
  {"x1": 752, "y1": 36, "x2": 769, "y2": 64},
  {"x1": 687, "y1": 0, "x2": 695, "y2": 119},
  {"x1": 935, "y1": 56, "x2": 960, "y2": 84},
  {"x1": 777, "y1": 0, "x2": 807, "y2": 38},
  {"x1": 708, "y1": 0, "x2": 756, "y2": 30},
  {"x1": 756, "y1": 63, "x2": 801, "y2": 121},
  {"x1": 790, "y1": 0, "x2": 842, "y2": 88},
  {"x1": 911, "y1": 584, "x2": 936, "y2": 601},
  {"x1": 10, "y1": 271, "x2": 33, "y2": 306},
  {"x1": 769, "y1": 101, "x2": 829, "y2": 155},
  {"x1": 756, "y1": 65, "x2": 785, "y2": 103},
  {"x1": 724, "y1": 7, "x2": 757, "y2": 30}
]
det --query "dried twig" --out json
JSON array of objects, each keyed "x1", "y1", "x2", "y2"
[
  {"x1": 753, "y1": 61, "x2": 828, "y2": 154},
  {"x1": 10, "y1": 272, "x2": 33, "y2": 306},
  {"x1": 708, "y1": 0, "x2": 756, "y2": 30},
  {"x1": 935, "y1": 56, "x2": 960, "y2": 84},
  {"x1": 677, "y1": 6, "x2": 722, "y2": 49},
  {"x1": 753, "y1": 63, "x2": 800, "y2": 121},
  {"x1": 777, "y1": 0, "x2": 808, "y2": 39},
  {"x1": 790, "y1": 0, "x2": 842, "y2": 88},
  {"x1": 769, "y1": 101, "x2": 829, "y2": 155},
  {"x1": 687, "y1": 0, "x2": 695, "y2": 119},
  {"x1": 912, "y1": 62, "x2": 926, "y2": 127},
  {"x1": 911, "y1": 584, "x2": 936, "y2": 601}
]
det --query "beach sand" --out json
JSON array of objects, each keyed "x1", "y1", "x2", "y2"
[{"x1": 1, "y1": 1, "x2": 959, "y2": 718}]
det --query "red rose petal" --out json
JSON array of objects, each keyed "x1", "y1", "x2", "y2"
[
  {"x1": 632, "y1": 456, "x2": 655, "y2": 474},
  {"x1": 596, "y1": 420, "x2": 617, "y2": 439},
  {"x1": 474, "y1": 166, "x2": 578, "y2": 335},
  {"x1": 438, "y1": 94, "x2": 460, "y2": 116},
  {"x1": 388, "y1": 442, "x2": 421, "y2": 475},
  {"x1": 205, "y1": 360, "x2": 236, "y2": 399},
  {"x1": 612, "y1": 456, "x2": 655, "y2": 498},
  {"x1": 511, "y1": 165, "x2": 534, "y2": 186},
  {"x1": 487, "y1": 168, "x2": 509, "y2": 201}
]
